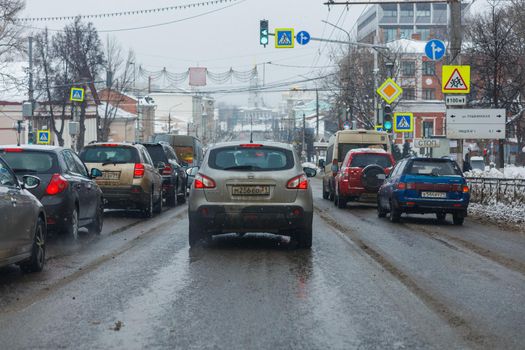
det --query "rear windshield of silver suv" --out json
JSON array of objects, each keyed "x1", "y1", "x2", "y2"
[
  {"x1": 209, "y1": 145, "x2": 294, "y2": 171},
  {"x1": 80, "y1": 146, "x2": 140, "y2": 164}
]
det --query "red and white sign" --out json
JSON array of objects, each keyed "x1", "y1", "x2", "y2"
[{"x1": 189, "y1": 67, "x2": 207, "y2": 86}]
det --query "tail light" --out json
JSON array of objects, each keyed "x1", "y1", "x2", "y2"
[
  {"x1": 462, "y1": 185, "x2": 469, "y2": 193},
  {"x1": 240, "y1": 144, "x2": 263, "y2": 148},
  {"x1": 194, "y1": 173, "x2": 216, "y2": 189},
  {"x1": 102, "y1": 144, "x2": 119, "y2": 147},
  {"x1": 46, "y1": 174, "x2": 68, "y2": 195},
  {"x1": 162, "y1": 164, "x2": 173, "y2": 175},
  {"x1": 2, "y1": 148, "x2": 23, "y2": 152},
  {"x1": 332, "y1": 159, "x2": 338, "y2": 177},
  {"x1": 134, "y1": 163, "x2": 145, "y2": 178},
  {"x1": 396, "y1": 182, "x2": 406, "y2": 190},
  {"x1": 287, "y1": 174, "x2": 308, "y2": 189},
  {"x1": 385, "y1": 167, "x2": 392, "y2": 176}
]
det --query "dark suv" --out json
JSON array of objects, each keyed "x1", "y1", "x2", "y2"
[
  {"x1": 0, "y1": 145, "x2": 104, "y2": 239},
  {"x1": 142, "y1": 142, "x2": 187, "y2": 206}
]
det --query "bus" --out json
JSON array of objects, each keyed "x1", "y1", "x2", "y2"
[{"x1": 154, "y1": 134, "x2": 204, "y2": 167}]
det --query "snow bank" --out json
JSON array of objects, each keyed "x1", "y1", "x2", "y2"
[
  {"x1": 465, "y1": 165, "x2": 525, "y2": 179},
  {"x1": 468, "y1": 202, "x2": 524, "y2": 228}
]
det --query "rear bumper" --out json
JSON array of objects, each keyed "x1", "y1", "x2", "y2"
[
  {"x1": 189, "y1": 205, "x2": 313, "y2": 235},
  {"x1": 40, "y1": 195, "x2": 74, "y2": 229},
  {"x1": 339, "y1": 183, "x2": 378, "y2": 201},
  {"x1": 393, "y1": 197, "x2": 469, "y2": 215},
  {"x1": 100, "y1": 186, "x2": 149, "y2": 209}
]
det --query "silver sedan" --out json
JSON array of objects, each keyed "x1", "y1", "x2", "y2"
[{"x1": 187, "y1": 141, "x2": 316, "y2": 248}]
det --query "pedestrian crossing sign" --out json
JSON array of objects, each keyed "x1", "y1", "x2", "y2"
[
  {"x1": 442, "y1": 65, "x2": 470, "y2": 94},
  {"x1": 70, "y1": 87, "x2": 85, "y2": 102},
  {"x1": 393, "y1": 113, "x2": 414, "y2": 133},
  {"x1": 375, "y1": 125, "x2": 384, "y2": 132},
  {"x1": 37, "y1": 130, "x2": 50, "y2": 144},
  {"x1": 275, "y1": 28, "x2": 294, "y2": 48}
]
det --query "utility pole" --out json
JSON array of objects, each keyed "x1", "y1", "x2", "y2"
[
  {"x1": 168, "y1": 112, "x2": 171, "y2": 134},
  {"x1": 302, "y1": 113, "x2": 306, "y2": 160},
  {"x1": 316, "y1": 89, "x2": 319, "y2": 139},
  {"x1": 28, "y1": 36, "x2": 34, "y2": 142}
]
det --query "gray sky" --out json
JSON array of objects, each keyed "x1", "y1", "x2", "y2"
[{"x1": 21, "y1": 0, "x2": 366, "y2": 107}]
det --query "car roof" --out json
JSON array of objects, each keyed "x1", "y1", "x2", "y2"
[
  {"x1": 206, "y1": 141, "x2": 294, "y2": 151},
  {"x1": 83, "y1": 142, "x2": 140, "y2": 148},
  {"x1": 0, "y1": 144, "x2": 62, "y2": 152},
  {"x1": 348, "y1": 148, "x2": 388, "y2": 154},
  {"x1": 471, "y1": 156, "x2": 484, "y2": 161},
  {"x1": 410, "y1": 157, "x2": 455, "y2": 162}
]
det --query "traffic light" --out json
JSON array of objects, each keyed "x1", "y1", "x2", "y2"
[
  {"x1": 260, "y1": 20, "x2": 269, "y2": 46},
  {"x1": 383, "y1": 104, "x2": 393, "y2": 131}
]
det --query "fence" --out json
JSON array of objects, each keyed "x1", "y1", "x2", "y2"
[{"x1": 466, "y1": 177, "x2": 525, "y2": 205}]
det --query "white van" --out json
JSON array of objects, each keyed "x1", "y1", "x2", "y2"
[{"x1": 321, "y1": 130, "x2": 392, "y2": 200}]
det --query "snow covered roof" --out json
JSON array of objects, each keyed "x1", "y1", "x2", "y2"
[{"x1": 98, "y1": 102, "x2": 137, "y2": 120}]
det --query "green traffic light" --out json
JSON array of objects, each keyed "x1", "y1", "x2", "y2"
[{"x1": 384, "y1": 120, "x2": 392, "y2": 130}]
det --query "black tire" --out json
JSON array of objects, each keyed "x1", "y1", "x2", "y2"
[
  {"x1": 322, "y1": 180, "x2": 329, "y2": 200},
  {"x1": 142, "y1": 192, "x2": 154, "y2": 218},
  {"x1": 64, "y1": 207, "x2": 79, "y2": 240},
  {"x1": 154, "y1": 189, "x2": 163, "y2": 214},
  {"x1": 177, "y1": 189, "x2": 186, "y2": 204},
  {"x1": 390, "y1": 201, "x2": 401, "y2": 223},
  {"x1": 20, "y1": 217, "x2": 46, "y2": 273},
  {"x1": 436, "y1": 212, "x2": 446, "y2": 223},
  {"x1": 189, "y1": 220, "x2": 202, "y2": 248},
  {"x1": 297, "y1": 222, "x2": 313, "y2": 249},
  {"x1": 377, "y1": 200, "x2": 387, "y2": 218},
  {"x1": 453, "y1": 214, "x2": 464, "y2": 225},
  {"x1": 329, "y1": 189, "x2": 335, "y2": 201},
  {"x1": 166, "y1": 188, "x2": 177, "y2": 207},
  {"x1": 87, "y1": 201, "x2": 104, "y2": 235},
  {"x1": 337, "y1": 193, "x2": 346, "y2": 209}
]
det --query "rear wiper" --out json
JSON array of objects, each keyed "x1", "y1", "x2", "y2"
[{"x1": 223, "y1": 165, "x2": 261, "y2": 171}]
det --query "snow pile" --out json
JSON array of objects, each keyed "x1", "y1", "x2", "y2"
[
  {"x1": 465, "y1": 165, "x2": 525, "y2": 179},
  {"x1": 468, "y1": 202, "x2": 524, "y2": 228}
]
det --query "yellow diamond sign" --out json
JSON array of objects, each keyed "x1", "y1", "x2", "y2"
[{"x1": 377, "y1": 78, "x2": 403, "y2": 104}]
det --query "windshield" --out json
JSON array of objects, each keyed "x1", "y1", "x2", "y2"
[
  {"x1": 79, "y1": 146, "x2": 139, "y2": 164},
  {"x1": 406, "y1": 160, "x2": 462, "y2": 176},
  {"x1": 350, "y1": 154, "x2": 393, "y2": 168},
  {"x1": 1, "y1": 151, "x2": 59, "y2": 174},
  {"x1": 209, "y1": 146, "x2": 294, "y2": 171},
  {"x1": 143, "y1": 145, "x2": 168, "y2": 163},
  {"x1": 338, "y1": 143, "x2": 387, "y2": 162}
]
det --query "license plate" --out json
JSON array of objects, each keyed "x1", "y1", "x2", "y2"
[
  {"x1": 102, "y1": 171, "x2": 120, "y2": 180},
  {"x1": 232, "y1": 185, "x2": 270, "y2": 196},
  {"x1": 421, "y1": 191, "x2": 447, "y2": 198}
]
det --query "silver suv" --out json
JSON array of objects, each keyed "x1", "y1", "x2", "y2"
[{"x1": 187, "y1": 142, "x2": 316, "y2": 248}]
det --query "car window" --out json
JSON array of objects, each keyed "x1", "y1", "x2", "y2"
[
  {"x1": 79, "y1": 146, "x2": 139, "y2": 163},
  {"x1": 390, "y1": 159, "x2": 405, "y2": 178},
  {"x1": 350, "y1": 154, "x2": 393, "y2": 168},
  {"x1": 405, "y1": 160, "x2": 462, "y2": 176},
  {"x1": 71, "y1": 152, "x2": 89, "y2": 177},
  {"x1": 144, "y1": 145, "x2": 168, "y2": 163},
  {"x1": 62, "y1": 150, "x2": 80, "y2": 175},
  {"x1": 326, "y1": 145, "x2": 333, "y2": 163},
  {"x1": 338, "y1": 143, "x2": 388, "y2": 162},
  {"x1": 1, "y1": 150, "x2": 60, "y2": 174},
  {"x1": 141, "y1": 148, "x2": 154, "y2": 166},
  {"x1": 0, "y1": 159, "x2": 17, "y2": 187},
  {"x1": 209, "y1": 145, "x2": 294, "y2": 171}
]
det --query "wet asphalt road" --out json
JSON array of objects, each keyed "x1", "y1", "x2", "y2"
[{"x1": 0, "y1": 178, "x2": 524, "y2": 349}]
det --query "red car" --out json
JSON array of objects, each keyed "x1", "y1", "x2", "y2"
[{"x1": 333, "y1": 148, "x2": 395, "y2": 208}]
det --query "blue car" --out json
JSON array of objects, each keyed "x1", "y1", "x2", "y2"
[{"x1": 377, "y1": 157, "x2": 470, "y2": 225}]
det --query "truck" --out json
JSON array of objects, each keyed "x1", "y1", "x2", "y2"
[{"x1": 154, "y1": 134, "x2": 204, "y2": 167}]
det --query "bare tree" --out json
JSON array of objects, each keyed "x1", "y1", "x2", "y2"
[
  {"x1": 53, "y1": 17, "x2": 105, "y2": 150},
  {"x1": 98, "y1": 36, "x2": 135, "y2": 142},
  {"x1": 0, "y1": 0, "x2": 25, "y2": 94}
]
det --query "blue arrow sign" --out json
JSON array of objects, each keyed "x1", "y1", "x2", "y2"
[
  {"x1": 296, "y1": 31, "x2": 310, "y2": 45},
  {"x1": 425, "y1": 39, "x2": 446, "y2": 61}
]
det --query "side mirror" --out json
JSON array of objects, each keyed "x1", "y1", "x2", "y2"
[
  {"x1": 156, "y1": 161, "x2": 166, "y2": 172},
  {"x1": 90, "y1": 168, "x2": 103, "y2": 178},
  {"x1": 186, "y1": 166, "x2": 199, "y2": 176},
  {"x1": 303, "y1": 167, "x2": 317, "y2": 178},
  {"x1": 22, "y1": 175, "x2": 40, "y2": 190}
]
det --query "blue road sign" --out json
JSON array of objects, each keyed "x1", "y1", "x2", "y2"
[
  {"x1": 296, "y1": 31, "x2": 310, "y2": 45},
  {"x1": 37, "y1": 130, "x2": 50, "y2": 144},
  {"x1": 425, "y1": 39, "x2": 446, "y2": 61},
  {"x1": 70, "y1": 87, "x2": 85, "y2": 102},
  {"x1": 393, "y1": 113, "x2": 414, "y2": 133},
  {"x1": 275, "y1": 28, "x2": 294, "y2": 48}
]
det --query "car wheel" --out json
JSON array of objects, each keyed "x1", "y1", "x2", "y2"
[
  {"x1": 177, "y1": 188, "x2": 186, "y2": 204},
  {"x1": 436, "y1": 212, "x2": 446, "y2": 223},
  {"x1": 166, "y1": 188, "x2": 177, "y2": 207},
  {"x1": 154, "y1": 189, "x2": 163, "y2": 214},
  {"x1": 452, "y1": 214, "x2": 464, "y2": 225},
  {"x1": 377, "y1": 200, "x2": 387, "y2": 218},
  {"x1": 142, "y1": 192, "x2": 154, "y2": 218},
  {"x1": 65, "y1": 207, "x2": 79, "y2": 240},
  {"x1": 189, "y1": 220, "x2": 202, "y2": 248},
  {"x1": 336, "y1": 192, "x2": 346, "y2": 209},
  {"x1": 329, "y1": 189, "x2": 335, "y2": 201},
  {"x1": 20, "y1": 217, "x2": 46, "y2": 273},
  {"x1": 87, "y1": 202, "x2": 104, "y2": 235},
  {"x1": 322, "y1": 180, "x2": 329, "y2": 200},
  {"x1": 297, "y1": 222, "x2": 312, "y2": 249},
  {"x1": 389, "y1": 201, "x2": 401, "y2": 223}
]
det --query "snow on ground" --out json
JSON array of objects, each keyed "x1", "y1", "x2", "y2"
[
  {"x1": 468, "y1": 202, "x2": 525, "y2": 229},
  {"x1": 465, "y1": 165, "x2": 525, "y2": 179}
]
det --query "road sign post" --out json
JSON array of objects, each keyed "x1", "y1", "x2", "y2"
[
  {"x1": 425, "y1": 39, "x2": 446, "y2": 61},
  {"x1": 377, "y1": 79, "x2": 403, "y2": 104},
  {"x1": 296, "y1": 31, "x2": 311, "y2": 45},
  {"x1": 275, "y1": 28, "x2": 294, "y2": 49},
  {"x1": 442, "y1": 66, "x2": 470, "y2": 94},
  {"x1": 446, "y1": 109, "x2": 506, "y2": 139},
  {"x1": 70, "y1": 87, "x2": 85, "y2": 102},
  {"x1": 37, "y1": 129, "x2": 50, "y2": 145},
  {"x1": 393, "y1": 113, "x2": 414, "y2": 133}
]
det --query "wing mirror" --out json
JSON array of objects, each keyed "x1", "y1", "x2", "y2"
[
  {"x1": 90, "y1": 168, "x2": 103, "y2": 178},
  {"x1": 22, "y1": 175, "x2": 40, "y2": 190},
  {"x1": 186, "y1": 166, "x2": 199, "y2": 176},
  {"x1": 303, "y1": 167, "x2": 317, "y2": 178}
]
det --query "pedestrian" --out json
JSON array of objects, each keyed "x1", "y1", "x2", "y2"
[{"x1": 463, "y1": 153, "x2": 472, "y2": 172}]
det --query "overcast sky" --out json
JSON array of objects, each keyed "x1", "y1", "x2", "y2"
[{"x1": 21, "y1": 0, "x2": 366, "y2": 107}]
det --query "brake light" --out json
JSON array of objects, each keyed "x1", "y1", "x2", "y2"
[
  {"x1": 396, "y1": 182, "x2": 406, "y2": 190},
  {"x1": 194, "y1": 173, "x2": 216, "y2": 189},
  {"x1": 134, "y1": 163, "x2": 145, "y2": 178},
  {"x1": 240, "y1": 144, "x2": 263, "y2": 148},
  {"x1": 162, "y1": 164, "x2": 173, "y2": 175},
  {"x1": 462, "y1": 185, "x2": 469, "y2": 193},
  {"x1": 46, "y1": 173, "x2": 68, "y2": 195},
  {"x1": 287, "y1": 174, "x2": 308, "y2": 189},
  {"x1": 102, "y1": 144, "x2": 119, "y2": 147},
  {"x1": 2, "y1": 148, "x2": 23, "y2": 152}
]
